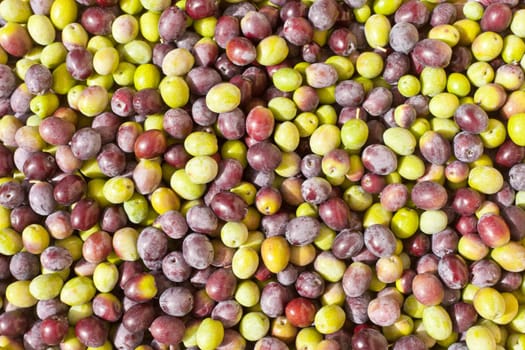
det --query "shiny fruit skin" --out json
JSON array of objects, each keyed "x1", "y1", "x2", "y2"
[
  {"x1": 508, "y1": 113, "x2": 525, "y2": 146},
  {"x1": 261, "y1": 236, "x2": 290, "y2": 274}
]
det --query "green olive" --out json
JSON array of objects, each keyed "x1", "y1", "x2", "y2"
[
  {"x1": 391, "y1": 207, "x2": 419, "y2": 239},
  {"x1": 463, "y1": 1, "x2": 484, "y2": 20},
  {"x1": 93, "y1": 262, "x2": 119, "y2": 293},
  {"x1": 363, "y1": 202, "x2": 392, "y2": 228},
  {"x1": 473, "y1": 83, "x2": 507, "y2": 112},
  {"x1": 356, "y1": 52, "x2": 384, "y2": 79},
  {"x1": 221, "y1": 140, "x2": 247, "y2": 167},
  {"x1": 6, "y1": 280, "x2": 37, "y2": 308},
  {"x1": 235, "y1": 279, "x2": 260, "y2": 307},
  {"x1": 428, "y1": 24, "x2": 460, "y2": 47},
  {"x1": 314, "y1": 305, "x2": 346, "y2": 335},
  {"x1": 60, "y1": 276, "x2": 96, "y2": 306},
  {"x1": 87, "y1": 35, "x2": 114, "y2": 52},
  {"x1": 398, "y1": 75, "x2": 421, "y2": 97},
  {"x1": 272, "y1": 67, "x2": 303, "y2": 92},
  {"x1": 170, "y1": 169, "x2": 206, "y2": 200},
  {"x1": 29, "y1": 273, "x2": 64, "y2": 300},
  {"x1": 383, "y1": 127, "x2": 416, "y2": 155},
  {"x1": 123, "y1": 193, "x2": 150, "y2": 224},
  {"x1": 310, "y1": 124, "x2": 341, "y2": 156},
  {"x1": 159, "y1": 75, "x2": 190, "y2": 108},
  {"x1": 206, "y1": 82, "x2": 241, "y2": 113},
  {"x1": 508, "y1": 113, "x2": 525, "y2": 146},
  {"x1": 122, "y1": 40, "x2": 152, "y2": 64},
  {"x1": 185, "y1": 155, "x2": 219, "y2": 184},
  {"x1": 294, "y1": 112, "x2": 319, "y2": 137},
  {"x1": 133, "y1": 63, "x2": 160, "y2": 90},
  {"x1": 50, "y1": 0, "x2": 78, "y2": 30},
  {"x1": 0, "y1": 0, "x2": 31, "y2": 22},
  {"x1": 420, "y1": 67, "x2": 447, "y2": 97},
  {"x1": 196, "y1": 318, "x2": 224, "y2": 350},
  {"x1": 472, "y1": 32, "x2": 504, "y2": 62},
  {"x1": 268, "y1": 97, "x2": 297, "y2": 121},
  {"x1": 397, "y1": 155, "x2": 425, "y2": 181},
  {"x1": 325, "y1": 55, "x2": 354, "y2": 81},
  {"x1": 343, "y1": 185, "x2": 373, "y2": 212},
  {"x1": 468, "y1": 166, "x2": 504, "y2": 194},
  {"x1": 372, "y1": 0, "x2": 402, "y2": 16},
  {"x1": 480, "y1": 118, "x2": 506, "y2": 149},
  {"x1": 77, "y1": 85, "x2": 109, "y2": 117},
  {"x1": 502, "y1": 34, "x2": 525, "y2": 64},
  {"x1": 184, "y1": 131, "x2": 218, "y2": 156},
  {"x1": 256, "y1": 35, "x2": 289, "y2": 66},
  {"x1": 454, "y1": 19, "x2": 480, "y2": 46},
  {"x1": 27, "y1": 15, "x2": 56, "y2": 45},
  {"x1": 103, "y1": 176, "x2": 135, "y2": 204},
  {"x1": 61, "y1": 23, "x2": 88, "y2": 49},
  {"x1": 510, "y1": 9, "x2": 525, "y2": 37},
  {"x1": 429, "y1": 93, "x2": 459, "y2": 118},
  {"x1": 161, "y1": 48, "x2": 194, "y2": 77},
  {"x1": 113, "y1": 62, "x2": 136, "y2": 86},
  {"x1": 364, "y1": 14, "x2": 390, "y2": 48},
  {"x1": 274, "y1": 121, "x2": 300, "y2": 152},
  {"x1": 140, "y1": 11, "x2": 160, "y2": 42},
  {"x1": 447, "y1": 72, "x2": 471, "y2": 97},
  {"x1": 467, "y1": 61, "x2": 494, "y2": 87},
  {"x1": 422, "y1": 306, "x2": 453, "y2": 342},
  {"x1": 140, "y1": 0, "x2": 169, "y2": 12},
  {"x1": 419, "y1": 210, "x2": 448, "y2": 235},
  {"x1": 341, "y1": 118, "x2": 368, "y2": 151},
  {"x1": 353, "y1": 4, "x2": 371, "y2": 23},
  {"x1": 193, "y1": 17, "x2": 217, "y2": 38}
]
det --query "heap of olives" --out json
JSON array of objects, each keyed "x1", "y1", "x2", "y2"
[{"x1": 1, "y1": 0, "x2": 525, "y2": 349}]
